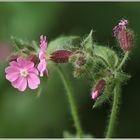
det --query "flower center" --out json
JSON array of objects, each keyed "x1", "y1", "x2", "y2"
[{"x1": 20, "y1": 69, "x2": 29, "y2": 77}]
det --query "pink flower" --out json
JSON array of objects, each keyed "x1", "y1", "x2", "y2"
[
  {"x1": 5, "y1": 57, "x2": 40, "y2": 91},
  {"x1": 91, "y1": 80, "x2": 106, "y2": 100},
  {"x1": 37, "y1": 35, "x2": 48, "y2": 77}
]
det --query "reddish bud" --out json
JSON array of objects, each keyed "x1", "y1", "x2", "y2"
[
  {"x1": 113, "y1": 19, "x2": 133, "y2": 51},
  {"x1": 8, "y1": 54, "x2": 19, "y2": 62},
  {"x1": 27, "y1": 54, "x2": 39, "y2": 64},
  {"x1": 8, "y1": 54, "x2": 39, "y2": 64},
  {"x1": 50, "y1": 50, "x2": 73, "y2": 63},
  {"x1": 118, "y1": 28, "x2": 133, "y2": 51},
  {"x1": 91, "y1": 79, "x2": 106, "y2": 100}
]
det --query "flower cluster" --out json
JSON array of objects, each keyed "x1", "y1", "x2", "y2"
[
  {"x1": 4, "y1": 18, "x2": 134, "y2": 106},
  {"x1": 5, "y1": 35, "x2": 73, "y2": 92},
  {"x1": 90, "y1": 18, "x2": 133, "y2": 101},
  {"x1": 5, "y1": 35, "x2": 49, "y2": 91}
]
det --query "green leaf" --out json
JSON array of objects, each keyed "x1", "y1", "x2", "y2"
[
  {"x1": 47, "y1": 36, "x2": 81, "y2": 54},
  {"x1": 90, "y1": 56, "x2": 108, "y2": 81},
  {"x1": 94, "y1": 45, "x2": 119, "y2": 69},
  {"x1": 81, "y1": 30, "x2": 93, "y2": 50},
  {"x1": 11, "y1": 36, "x2": 37, "y2": 52}
]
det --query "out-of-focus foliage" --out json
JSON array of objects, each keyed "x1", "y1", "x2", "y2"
[{"x1": 0, "y1": 2, "x2": 140, "y2": 138}]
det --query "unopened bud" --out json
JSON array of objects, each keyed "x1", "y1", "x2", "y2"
[
  {"x1": 113, "y1": 19, "x2": 133, "y2": 51},
  {"x1": 8, "y1": 54, "x2": 19, "y2": 62},
  {"x1": 27, "y1": 54, "x2": 39, "y2": 64},
  {"x1": 91, "y1": 79, "x2": 106, "y2": 100},
  {"x1": 119, "y1": 28, "x2": 133, "y2": 51},
  {"x1": 50, "y1": 50, "x2": 73, "y2": 63}
]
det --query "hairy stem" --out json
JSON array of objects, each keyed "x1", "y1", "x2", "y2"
[
  {"x1": 117, "y1": 51, "x2": 129, "y2": 71},
  {"x1": 57, "y1": 66, "x2": 84, "y2": 138},
  {"x1": 105, "y1": 83, "x2": 120, "y2": 138}
]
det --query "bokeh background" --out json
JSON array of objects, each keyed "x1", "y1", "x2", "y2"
[{"x1": 0, "y1": 2, "x2": 139, "y2": 138}]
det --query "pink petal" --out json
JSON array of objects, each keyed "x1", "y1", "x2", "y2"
[
  {"x1": 12, "y1": 77, "x2": 27, "y2": 91},
  {"x1": 5, "y1": 66, "x2": 19, "y2": 73},
  {"x1": 9, "y1": 61, "x2": 19, "y2": 67},
  {"x1": 27, "y1": 74, "x2": 40, "y2": 89},
  {"x1": 17, "y1": 57, "x2": 34, "y2": 69},
  {"x1": 40, "y1": 35, "x2": 47, "y2": 51},
  {"x1": 37, "y1": 59, "x2": 46, "y2": 77},
  {"x1": 28, "y1": 67, "x2": 38, "y2": 75},
  {"x1": 39, "y1": 51, "x2": 45, "y2": 60},
  {"x1": 6, "y1": 72, "x2": 19, "y2": 82},
  {"x1": 25, "y1": 62, "x2": 34, "y2": 70},
  {"x1": 29, "y1": 73, "x2": 40, "y2": 85},
  {"x1": 91, "y1": 90, "x2": 98, "y2": 100}
]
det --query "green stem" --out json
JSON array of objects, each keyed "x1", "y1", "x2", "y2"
[
  {"x1": 105, "y1": 84, "x2": 120, "y2": 138},
  {"x1": 57, "y1": 66, "x2": 84, "y2": 138},
  {"x1": 117, "y1": 51, "x2": 129, "y2": 71},
  {"x1": 105, "y1": 51, "x2": 129, "y2": 137}
]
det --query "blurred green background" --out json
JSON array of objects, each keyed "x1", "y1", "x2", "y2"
[{"x1": 0, "y1": 2, "x2": 140, "y2": 138}]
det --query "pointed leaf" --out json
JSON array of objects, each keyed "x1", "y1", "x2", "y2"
[
  {"x1": 47, "y1": 36, "x2": 81, "y2": 54},
  {"x1": 82, "y1": 30, "x2": 93, "y2": 50},
  {"x1": 94, "y1": 45, "x2": 119, "y2": 69},
  {"x1": 11, "y1": 36, "x2": 36, "y2": 52}
]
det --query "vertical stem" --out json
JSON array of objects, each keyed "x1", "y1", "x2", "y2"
[
  {"x1": 117, "y1": 51, "x2": 129, "y2": 71},
  {"x1": 57, "y1": 66, "x2": 84, "y2": 138},
  {"x1": 105, "y1": 84, "x2": 120, "y2": 138},
  {"x1": 106, "y1": 51, "x2": 129, "y2": 137}
]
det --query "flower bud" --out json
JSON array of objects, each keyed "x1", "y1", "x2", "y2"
[
  {"x1": 8, "y1": 54, "x2": 19, "y2": 62},
  {"x1": 91, "y1": 79, "x2": 106, "y2": 100},
  {"x1": 50, "y1": 50, "x2": 73, "y2": 63},
  {"x1": 118, "y1": 28, "x2": 133, "y2": 51},
  {"x1": 27, "y1": 54, "x2": 39, "y2": 64},
  {"x1": 113, "y1": 19, "x2": 133, "y2": 51}
]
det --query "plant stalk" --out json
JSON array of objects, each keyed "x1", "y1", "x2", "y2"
[
  {"x1": 106, "y1": 51, "x2": 129, "y2": 137},
  {"x1": 105, "y1": 83, "x2": 120, "y2": 138},
  {"x1": 117, "y1": 51, "x2": 129, "y2": 71},
  {"x1": 57, "y1": 66, "x2": 84, "y2": 138}
]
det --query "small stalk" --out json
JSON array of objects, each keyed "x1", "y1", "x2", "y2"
[
  {"x1": 57, "y1": 65, "x2": 84, "y2": 138},
  {"x1": 117, "y1": 51, "x2": 129, "y2": 71},
  {"x1": 105, "y1": 83, "x2": 120, "y2": 138},
  {"x1": 106, "y1": 51, "x2": 129, "y2": 138}
]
